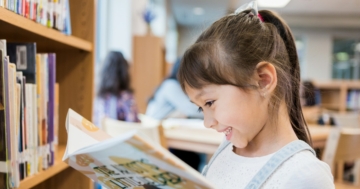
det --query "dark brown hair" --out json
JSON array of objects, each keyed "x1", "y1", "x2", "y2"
[
  {"x1": 178, "y1": 10, "x2": 311, "y2": 145},
  {"x1": 97, "y1": 51, "x2": 132, "y2": 97}
]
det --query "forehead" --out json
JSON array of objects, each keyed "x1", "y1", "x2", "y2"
[{"x1": 185, "y1": 84, "x2": 217, "y2": 99}]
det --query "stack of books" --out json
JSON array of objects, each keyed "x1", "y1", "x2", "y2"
[
  {"x1": 0, "y1": 0, "x2": 71, "y2": 35},
  {"x1": 0, "y1": 39, "x2": 59, "y2": 188}
]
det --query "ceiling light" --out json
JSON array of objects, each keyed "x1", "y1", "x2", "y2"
[
  {"x1": 258, "y1": 0, "x2": 291, "y2": 8},
  {"x1": 193, "y1": 7, "x2": 204, "y2": 15}
]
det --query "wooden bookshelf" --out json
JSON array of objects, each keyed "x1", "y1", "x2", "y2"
[
  {"x1": 17, "y1": 146, "x2": 68, "y2": 189},
  {"x1": 314, "y1": 80, "x2": 360, "y2": 113},
  {"x1": 0, "y1": 8, "x2": 92, "y2": 52},
  {"x1": 0, "y1": 0, "x2": 95, "y2": 188}
]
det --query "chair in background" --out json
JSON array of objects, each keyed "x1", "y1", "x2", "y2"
[
  {"x1": 331, "y1": 112, "x2": 360, "y2": 128},
  {"x1": 101, "y1": 117, "x2": 167, "y2": 148},
  {"x1": 322, "y1": 128, "x2": 360, "y2": 186}
]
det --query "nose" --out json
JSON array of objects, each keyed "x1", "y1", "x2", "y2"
[{"x1": 203, "y1": 110, "x2": 217, "y2": 129}]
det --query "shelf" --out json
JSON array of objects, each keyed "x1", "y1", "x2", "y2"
[
  {"x1": 17, "y1": 146, "x2": 68, "y2": 189},
  {"x1": 0, "y1": 7, "x2": 92, "y2": 52},
  {"x1": 315, "y1": 80, "x2": 360, "y2": 90},
  {"x1": 321, "y1": 103, "x2": 341, "y2": 110}
]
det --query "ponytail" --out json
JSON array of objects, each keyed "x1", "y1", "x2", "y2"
[{"x1": 258, "y1": 10, "x2": 312, "y2": 145}]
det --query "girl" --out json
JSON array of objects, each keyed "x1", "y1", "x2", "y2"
[{"x1": 178, "y1": 3, "x2": 334, "y2": 189}]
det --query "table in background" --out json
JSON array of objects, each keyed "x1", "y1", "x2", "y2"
[{"x1": 164, "y1": 123, "x2": 332, "y2": 154}]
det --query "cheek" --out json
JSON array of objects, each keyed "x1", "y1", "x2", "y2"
[
  {"x1": 214, "y1": 102, "x2": 249, "y2": 128},
  {"x1": 214, "y1": 95, "x2": 263, "y2": 132}
]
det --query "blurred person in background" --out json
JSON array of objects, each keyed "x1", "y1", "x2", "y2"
[
  {"x1": 146, "y1": 57, "x2": 205, "y2": 171},
  {"x1": 146, "y1": 57, "x2": 203, "y2": 119},
  {"x1": 93, "y1": 51, "x2": 140, "y2": 128}
]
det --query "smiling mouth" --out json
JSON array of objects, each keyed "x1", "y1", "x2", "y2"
[{"x1": 223, "y1": 127, "x2": 232, "y2": 136}]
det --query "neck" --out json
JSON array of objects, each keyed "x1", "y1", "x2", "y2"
[{"x1": 235, "y1": 102, "x2": 298, "y2": 157}]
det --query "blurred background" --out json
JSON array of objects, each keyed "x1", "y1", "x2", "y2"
[{"x1": 95, "y1": 0, "x2": 360, "y2": 114}]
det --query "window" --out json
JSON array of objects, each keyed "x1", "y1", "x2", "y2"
[{"x1": 332, "y1": 38, "x2": 360, "y2": 79}]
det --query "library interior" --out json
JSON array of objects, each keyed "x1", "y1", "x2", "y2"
[{"x1": 0, "y1": 0, "x2": 360, "y2": 189}]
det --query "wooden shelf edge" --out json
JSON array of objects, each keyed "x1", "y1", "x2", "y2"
[
  {"x1": 17, "y1": 146, "x2": 68, "y2": 189},
  {"x1": 0, "y1": 7, "x2": 92, "y2": 52}
]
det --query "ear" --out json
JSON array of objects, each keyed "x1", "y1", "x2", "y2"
[{"x1": 254, "y1": 62, "x2": 277, "y2": 97}]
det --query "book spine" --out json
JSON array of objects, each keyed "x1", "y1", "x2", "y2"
[
  {"x1": 47, "y1": 53, "x2": 55, "y2": 166},
  {"x1": 4, "y1": 57, "x2": 12, "y2": 187},
  {"x1": 54, "y1": 83, "x2": 58, "y2": 145},
  {"x1": 8, "y1": 63, "x2": 20, "y2": 187},
  {"x1": 35, "y1": 54, "x2": 41, "y2": 172},
  {"x1": 32, "y1": 0, "x2": 37, "y2": 21},
  {"x1": 25, "y1": 0, "x2": 30, "y2": 18},
  {"x1": 0, "y1": 51, "x2": 10, "y2": 188},
  {"x1": 63, "y1": 0, "x2": 71, "y2": 35},
  {"x1": 40, "y1": 54, "x2": 47, "y2": 170},
  {"x1": 16, "y1": 0, "x2": 20, "y2": 14},
  {"x1": 22, "y1": 0, "x2": 25, "y2": 16},
  {"x1": 36, "y1": 0, "x2": 41, "y2": 23},
  {"x1": 31, "y1": 84, "x2": 37, "y2": 176}
]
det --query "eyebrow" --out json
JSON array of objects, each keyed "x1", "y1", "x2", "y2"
[
  {"x1": 189, "y1": 91, "x2": 206, "y2": 106},
  {"x1": 195, "y1": 90, "x2": 207, "y2": 100}
]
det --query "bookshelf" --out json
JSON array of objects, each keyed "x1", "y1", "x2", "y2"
[
  {"x1": 314, "y1": 80, "x2": 360, "y2": 113},
  {"x1": 0, "y1": 0, "x2": 95, "y2": 188}
]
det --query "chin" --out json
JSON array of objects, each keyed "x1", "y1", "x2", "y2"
[{"x1": 232, "y1": 139, "x2": 248, "y2": 149}]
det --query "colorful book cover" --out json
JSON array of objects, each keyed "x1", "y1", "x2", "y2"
[
  {"x1": 7, "y1": 43, "x2": 37, "y2": 84},
  {"x1": 47, "y1": 53, "x2": 55, "y2": 166},
  {"x1": 63, "y1": 109, "x2": 213, "y2": 189}
]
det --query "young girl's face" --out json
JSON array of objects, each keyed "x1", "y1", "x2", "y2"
[{"x1": 186, "y1": 84, "x2": 269, "y2": 149}]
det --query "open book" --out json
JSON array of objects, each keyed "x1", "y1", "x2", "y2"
[{"x1": 62, "y1": 109, "x2": 213, "y2": 189}]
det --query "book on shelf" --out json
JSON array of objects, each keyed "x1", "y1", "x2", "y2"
[
  {"x1": 0, "y1": 39, "x2": 59, "y2": 189},
  {"x1": 1, "y1": 0, "x2": 72, "y2": 35},
  {"x1": 0, "y1": 49, "x2": 11, "y2": 188},
  {"x1": 63, "y1": 109, "x2": 213, "y2": 189},
  {"x1": 7, "y1": 42, "x2": 37, "y2": 84}
]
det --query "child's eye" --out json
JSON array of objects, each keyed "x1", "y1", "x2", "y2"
[
  {"x1": 205, "y1": 100, "x2": 215, "y2": 107},
  {"x1": 198, "y1": 101, "x2": 215, "y2": 112}
]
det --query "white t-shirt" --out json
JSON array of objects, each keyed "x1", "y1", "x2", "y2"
[{"x1": 205, "y1": 142, "x2": 335, "y2": 189}]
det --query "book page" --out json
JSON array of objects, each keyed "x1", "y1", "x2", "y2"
[
  {"x1": 67, "y1": 135, "x2": 213, "y2": 189},
  {"x1": 63, "y1": 109, "x2": 214, "y2": 189},
  {"x1": 63, "y1": 109, "x2": 111, "y2": 160}
]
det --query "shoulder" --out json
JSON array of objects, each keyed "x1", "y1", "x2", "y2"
[
  {"x1": 279, "y1": 150, "x2": 334, "y2": 188},
  {"x1": 160, "y1": 79, "x2": 180, "y2": 90}
]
